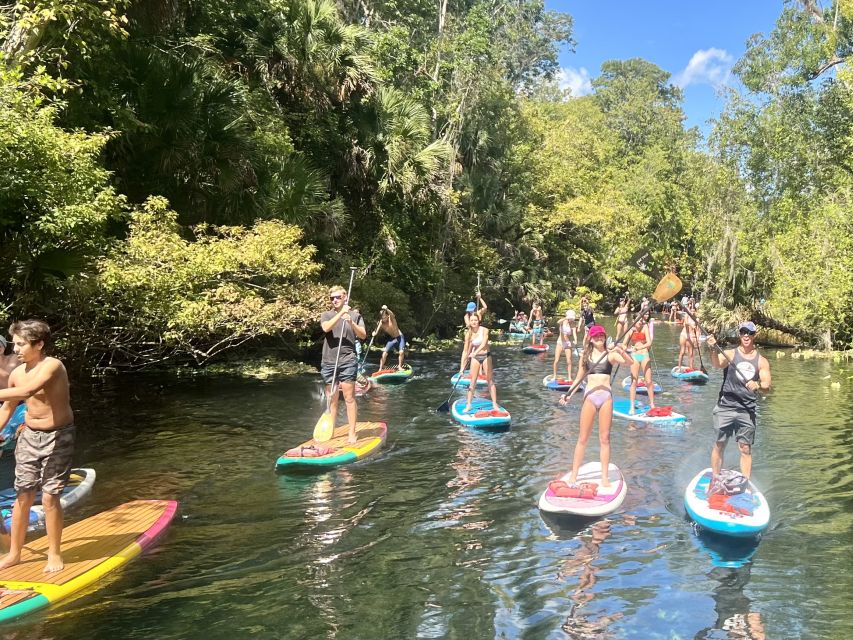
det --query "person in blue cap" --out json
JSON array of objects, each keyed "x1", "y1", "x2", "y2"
[
  {"x1": 463, "y1": 293, "x2": 487, "y2": 329},
  {"x1": 705, "y1": 321, "x2": 771, "y2": 482}
]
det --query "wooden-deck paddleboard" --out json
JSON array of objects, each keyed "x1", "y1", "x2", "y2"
[
  {"x1": 539, "y1": 462, "x2": 627, "y2": 517},
  {"x1": 276, "y1": 421, "x2": 387, "y2": 471},
  {"x1": 0, "y1": 499, "x2": 178, "y2": 624}
]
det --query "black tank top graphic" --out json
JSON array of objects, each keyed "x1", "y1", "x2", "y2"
[{"x1": 717, "y1": 349, "x2": 760, "y2": 411}]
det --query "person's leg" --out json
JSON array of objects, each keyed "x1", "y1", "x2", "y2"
[
  {"x1": 644, "y1": 360, "x2": 655, "y2": 408},
  {"x1": 598, "y1": 398, "x2": 613, "y2": 487},
  {"x1": 566, "y1": 345, "x2": 574, "y2": 380},
  {"x1": 465, "y1": 358, "x2": 482, "y2": 412},
  {"x1": 326, "y1": 383, "x2": 339, "y2": 425},
  {"x1": 677, "y1": 336, "x2": 686, "y2": 369},
  {"x1": 737, "y1": 413, "x2": 756, "y2": 479},
  {"x1": 485, "y1": 355, "x2": 497, "y2": 407},
  {"x1": 552, "y1": 341, "x2": 562, "y2": 378},
  {"x1": 738, "y1": 441, "x2": 752, "y2": 479},
  {"x1": 379, "y1": 346, "x2": 388, "y2": 370},
  {"x1": 629, "y1": 359, "x2": 639, "y2": 414},
  {"x1": 42, "y1": 492, "x2": 64, "y2": 572},
  {"x1": 341, "y1": 381, "x2": 357, "y2": 443},
  {"x1": 711, "y1": 440, "x2": 727, "y2": 476},
  {"x1": 397, "y1": 335, "x2": 405, "y2": 368},
  {"x1": 569, "y1": 399, "x2": 598, "y2": 484},
  {"x1": 688, "y1": 339, "x2": 695, "y2": 369},
  {"x1": 0, "y1": 489, "x2": 35, "y2": 570}
]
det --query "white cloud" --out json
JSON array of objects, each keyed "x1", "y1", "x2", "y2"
[
  {"x1": 557, "y1": 67, "x2": 593, "y2": 97},
  {"x1": 674, "y1": 48, "x2": 734, "y2": 89}
]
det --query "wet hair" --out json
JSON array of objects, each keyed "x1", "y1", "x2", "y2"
[{"x1": 9, "y1": 319, "x2": 52, "y2": 349}]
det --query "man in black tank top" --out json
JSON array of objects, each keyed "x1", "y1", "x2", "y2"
[{"x1": 705, "y1": 322, "x2": 772, "y2": 481}]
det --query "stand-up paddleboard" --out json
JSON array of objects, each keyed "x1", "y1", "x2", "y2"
[
  {"x1": 508, "y1": 331, "x2": 530, "y2": 339},
  {"x1": 620, "y1": 376, "x2": 662, "y2": 395},
  {"x1": 522, "y1": 344, "x2": 549, "y2": 354},
  {"x1": 684, "y1": 469, "x2": 770, "y2": 538},
  {"x1": 542, "y1": 375, "x2": 583, "y2": 392},
  {"x1": 451, "y1": 371, "x2": 488, "y2": 388},
  {"x1": 451, "y1": 398, "x2": 511, "y2": 430},
  {"x1": 0, "y1": 468, "x2": 96, "y2": 534},
  {"x1": 612, "y1": 398, "x2": 687, "y2": 425},
  {"x1": 277, "y1": 422, "x2": 387, "y2": 471},
  {"x1": 538, "y1": 462, "x2": 627, "y2": 517},
  {"x1": 0, "y1": 499, "x2": 178, "y2": 624},
  {"x1": 671, "y1": 366, "x2": 709, "y2": 383},
  {"x1": 370, "y1": 364, "x2": 414, "y2": 384}
]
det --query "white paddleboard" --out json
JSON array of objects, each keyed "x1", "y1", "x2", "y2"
[
  {"x1": 538, "y1": 462, "x2": 627, "y2": 517},
  {"x1": 684, "y1": 468, "x2": 770, "y2": 538}
]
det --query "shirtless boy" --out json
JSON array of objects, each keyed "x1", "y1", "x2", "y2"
[{"x1": 0, "y1": 320, "x2": 75, "y2": 573}]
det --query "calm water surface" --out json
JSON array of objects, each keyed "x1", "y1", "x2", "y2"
[{"x1": 5, "y1": 322, "x2": 852, "y2": 639}]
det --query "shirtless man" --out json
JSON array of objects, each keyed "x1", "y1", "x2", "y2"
[
  {"x1": 375, "y1": 305, "x2": 406, "y2": 370},
  {"x1": 0, "y1": 320, "x2": 75, "y2": 573},
  {"x1": 0, "y1": 336, "x2": 25, "y2": 448}
]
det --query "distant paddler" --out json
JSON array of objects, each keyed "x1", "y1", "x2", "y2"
[
  {"x1": 559, "y1": 325, "x2": 632, "y2": 487},
  {"x1": 320, "y1": 285, "x2": 366, "y2": 444},
  {"x1": 459, "y1": 313, "x2": 499, "y2": 413},
  {"x1": 463, "y1": 293, "x2": 488, "y2": 329},
  {"x1": 553, "y1": 309, "x2": 579, "y2": 381},
  {"x1": 580, "y1": 298, "x2": 595, "y2": 343},
  {"x1": 527, "y1": 301, "x2": 545, "y2": 346},
  {"x1": 373, "y1": 305, "x2": 406, "y2": 371},
  {"x1": 625, "y1": 313, "x2": 656, "y2": 414}
]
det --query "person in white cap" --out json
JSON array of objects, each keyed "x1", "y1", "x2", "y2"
[
  {"x1": 552, "y1": 309, "x2": 579, "y2": 381},
  {"x1": 705, "y1": 321, "x2": 771, "y2": 481}
]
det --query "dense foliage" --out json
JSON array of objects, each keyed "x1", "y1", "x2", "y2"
[{"x1": 1, "y1": 0, "x2": 851, "y2": 370}]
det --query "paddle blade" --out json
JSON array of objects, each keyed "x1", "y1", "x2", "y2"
[
  {"x1": 313, "y1": 411, "x2": 334, "y2": 442},
  {"x1": 652, "y1": 273, "x2": 683, "y2": 303},
  {"x1": 437, "y1": 399, "x2": 451, "y2": 413}
]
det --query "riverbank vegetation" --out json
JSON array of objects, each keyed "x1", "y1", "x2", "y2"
[{"x1": 1, "y1": 0, "x2": 851, "y2": 371}]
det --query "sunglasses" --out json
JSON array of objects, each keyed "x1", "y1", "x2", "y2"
[
  {"x1": 329, "y1": 294, "x2": 344, "y2": 301},
  {"x1": 739, "y1": 330, "x2": 756, "y2": 337}
]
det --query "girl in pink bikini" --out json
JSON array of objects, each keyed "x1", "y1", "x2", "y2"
[{"x1": 559, "y1": 325, "x2": 632, "y2": 488}]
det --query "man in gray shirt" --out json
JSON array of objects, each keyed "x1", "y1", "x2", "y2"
[{"x1": 320, "y1": 285, "x2": 366, "y2": 443}]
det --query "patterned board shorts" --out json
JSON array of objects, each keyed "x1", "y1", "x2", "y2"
[{"x1": 15, "y1": 425, "x2": 76, "y2": 495}]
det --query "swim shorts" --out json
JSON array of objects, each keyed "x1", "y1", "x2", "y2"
[
  {"x1": 712, "y1": 406, "x2": 756, "y2": 446},
  {"x1": 15, "y1": 424, "x2": 76, "y2": 495},
  {"x1": 321, "y1": 360, "x2": 358, "y2": 384},
  {"x1": 383, "y1": 334, "x2": 406, "y2": 353}
]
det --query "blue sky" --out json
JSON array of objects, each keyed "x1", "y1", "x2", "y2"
[{"x1": 545, "y1": 1, "x2": 783, "y2": 135}]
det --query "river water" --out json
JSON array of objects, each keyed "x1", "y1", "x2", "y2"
[{"x1": 4, "y1": 321, "x2": 851, "y2": 639}]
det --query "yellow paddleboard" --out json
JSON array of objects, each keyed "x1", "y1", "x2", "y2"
[{"x1": 0, "y1": 499, "x2": 178, "y2": 623}]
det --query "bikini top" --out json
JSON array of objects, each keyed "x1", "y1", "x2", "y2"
[
  {"x1": 586, "y1": 351, "x2": 613, "y2": 375},
  {"x1": 471, "y1": 327, "x2": 485, "y2": 348},
  {"x1": 631, "y1": 330, "x2": 646, "y2": 344}
]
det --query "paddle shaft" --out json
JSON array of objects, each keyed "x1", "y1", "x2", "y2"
[
  {"x1": 327, "y1": 267, "x2": 358, "y2": 408},
  {"x1": 438, "y1": 356, "x2": 472, "y2": 411},
  {"x1": 359, "y1": 318, "x2": 384, "y2": 370}
]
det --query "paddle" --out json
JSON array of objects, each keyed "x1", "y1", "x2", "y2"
[
  {"x1": 359, "y1": 317, "x2": 384, "y2": 372},
  {"x1": 694, "y1": 322, "x2": 708, "y2": 374},
  {"x1": 437, "y1": 357, "x2": 472, "y2": 412},
  {"x1": 313, "y1": 267, "x2": 357, "y2": 442},
  {"x1": 561, "y1": 273, "x2": 683, "y2": 404}
]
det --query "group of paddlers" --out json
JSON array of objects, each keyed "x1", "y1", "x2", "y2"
[{"x1": 316, "y1": 282, "x2": 772, "y2": 494}]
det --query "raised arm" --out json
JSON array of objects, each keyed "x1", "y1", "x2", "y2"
[{"x1": 0, "y1": 360, "x2": 61, "y2": 402}]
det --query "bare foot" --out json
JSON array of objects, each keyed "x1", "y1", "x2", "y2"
[
  {"x1": 463, "y1": 405, "x2": 471, "y2": 413},
  {"x1": 347, "y1": 432, "x2": 357, "y2": 445},
  {"x1": 0, "y1": 552, "x2": 21, "y2": 571},
  {"x1": 43, "y1": 553, "x2": 64, "y2": 573},
  {"x1": 600, "y1": 482, "x2": 611, "y2": 489}
]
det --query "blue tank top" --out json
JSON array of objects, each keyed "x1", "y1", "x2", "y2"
[{"x1": 717, "y1": 349, "x2": 761, "y2": 411}]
